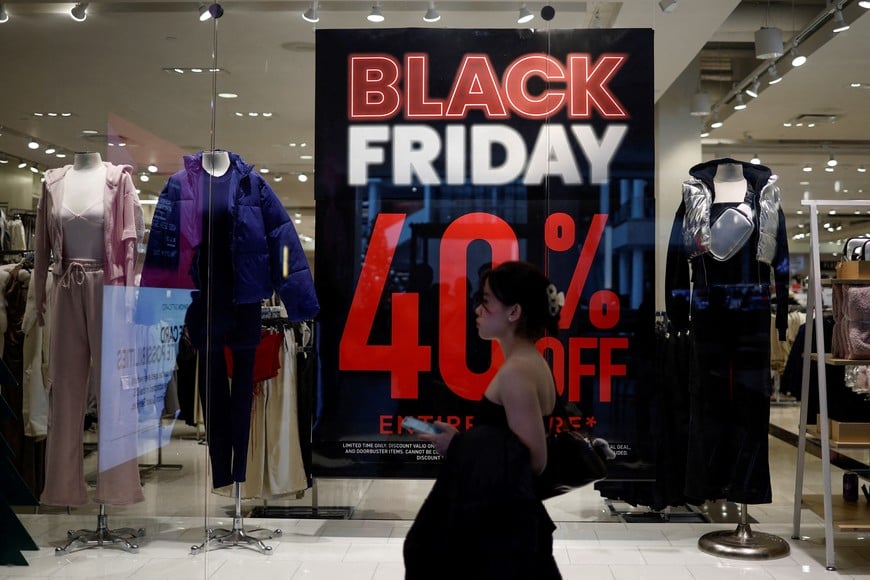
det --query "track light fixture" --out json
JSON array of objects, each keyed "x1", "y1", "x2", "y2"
[
  {"x1": 658, "y1": 0, "x2": 678, "y2": 13},
  {"x1": 827, "y1": 153, "x2": 838, "y2": 168},
  {"x1": 745, "y1": 78, "x2": 761, "y2": 98},
  {"x1": 517, "y1": 4, "x2": 534, "y2": 24},
  {"x1": 767, "y1": 63, "x2": 782, "y2": 85},
  {"x1": 710, "y1": 112, "x2": 723, "y2": 129},
  {"x1": 70, "y1": 2, "x2": 89, "y2": 22},
  {"x1": 302, "y1": 1, "x2": 319, "y2": 23},
  {"x1": 802, "y1": 164, "x2": 812, "y2": 172},
  {"x1": 859, "y1": 1, "x2": 870, "y2": 8},
  {"x1": 754, "y1": 26, "x2": 783, "y2": 60},
  {"x1": 832, "y1": 8, "x2": 849, "y2": 33},
  {"x1": 790, "y1": 46, "x2": 806, "y2": 67},
  {"x1": 198, "y1": 3, "x2": 212, "y2": 21},
  {"x1": 423, "y1": 1, "x2": 440, "y2": 22},
  {"x1": 367, "y1": 1, "x2": 384, "y2": 23},
  {"x1": 750, "y1": 154, "x2": 761, "y2": 165},
  {"x1": 733, "y1": 93, "x2": 747, "y2": 111},
  {"x1": 0, "y1": 3, "x2": 8, "y2": 24},
  {"x1": 858, "y1": 165, "x2": 867, "y2": 173}
]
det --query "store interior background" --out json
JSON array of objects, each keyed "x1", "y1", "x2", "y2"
[{"x1": 1, "y1": 0, "x2": 869, "y2": 536}]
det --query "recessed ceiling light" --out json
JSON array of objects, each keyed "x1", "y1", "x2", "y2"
[
  {"x1": 82, "y1": 129, "x2": 98, "y2": 134},
  {"x1": 28, "y1": 140, "x2": 39, "y2": 149},
  {"x1": 218, "y1": 92, "x2": 238, "y2": 99},
  {"x1": 147, "y1": 164, "x2": 159, "y2": 173},
  {"x1": 300, "y1": 154, "x2": 313, "y2": 160}
]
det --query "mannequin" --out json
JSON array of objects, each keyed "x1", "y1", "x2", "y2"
[
  {"x1": 665, "y1": 157, "x2": 790, "y2": 507},
  {"x1": 34, "y1": 152, "x2": 144, "y2": 508},
  {"x1": 139, "y1": 150, "x2": 319, "y2": 491},
  {"x1": 202, "y1": 150, "x2": 230, "y2": 177},
  {"x1": 712, "y1": 162, "x2": 747, "y2": 203},
  {"x1": 63, "y1": 153, "x2": 106, "y2": 260}
]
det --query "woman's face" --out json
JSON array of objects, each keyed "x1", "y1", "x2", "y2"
[{"x1": 475, "y1": 280, "x2": 512, "y2": 340}]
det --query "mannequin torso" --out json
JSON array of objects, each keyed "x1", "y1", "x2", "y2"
[
  {"x1": 202, "y1": 150, "x2": 230, "y2": 177},
  {"x1": 62, "y1": 152, "x2": 105, "y2": 259},
  {"x1": 712, "y1": 162, "x2": 747, "y2": 203}
]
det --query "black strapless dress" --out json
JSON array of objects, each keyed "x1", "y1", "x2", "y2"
[{"x1": 403, "y1": 397, "x2": 561, "y2": 579}]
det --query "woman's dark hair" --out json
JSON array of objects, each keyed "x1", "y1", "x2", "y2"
[{"x1": 479, "y1": 260, "x2": 560, "y2": 340}]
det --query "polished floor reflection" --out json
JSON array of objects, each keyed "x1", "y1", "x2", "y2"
[{"x1": 7, "y1": 405, "x2": 870, "y2": 578}]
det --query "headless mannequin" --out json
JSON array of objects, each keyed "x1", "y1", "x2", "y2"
[
  {"x1": 202, "y1": 150, "x2": 230, "y2": 177},
  {"x1": 712, "y1": 162, "x2": 747, "y2": 203},
  {"x1": 64, "y1": 152, "x2": 105, "y2": 260}
]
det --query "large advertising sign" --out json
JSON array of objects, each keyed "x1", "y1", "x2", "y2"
[{"x1": 313, "y1": 28, "x2": 655, "y2": 479}]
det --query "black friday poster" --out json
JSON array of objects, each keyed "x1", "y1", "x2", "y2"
[{"x1": 313, "y1": 28, "x2": 655, "y2": 479}]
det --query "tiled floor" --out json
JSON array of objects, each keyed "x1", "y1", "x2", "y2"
[{"x1": 5, "y1": 404, "x2": 870, "y2": 579}]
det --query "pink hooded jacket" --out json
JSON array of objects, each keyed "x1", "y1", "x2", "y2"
[{"x1": 33, "y1": 162, "x2": 144, "y2": 326}]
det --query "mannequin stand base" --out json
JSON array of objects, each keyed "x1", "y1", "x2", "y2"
[
  {"x1": 698, "y1": 523, "x2": 790, "y2": 560},
  {"x1": 190, "y1": 516, "x2": 281, "y2": 555},
  {"x1": 55, "y1": 510, "x2": 144, "y2": 555}
]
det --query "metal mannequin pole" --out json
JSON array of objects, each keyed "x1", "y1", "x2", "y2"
[{"x1": 55, "y1": 504, "x2": 144, "y2": 554}]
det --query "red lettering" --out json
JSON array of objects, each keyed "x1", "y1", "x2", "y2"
[
  {"x1": 445, "y1": 55, "x2": 509, "y2": 118},
  {"x1": 439, "y1": 212, "x2": 518, "y2": 399},
  {"x1": 348, "y1": 52, "x2": 627, "y2": 121},
  {"x1": 598, "y1": 337, "x2": 628, "y2": 402},
  {"x1": 589, "y1": 290, "x2": 620, "y2": 329},
  {"x1": 567, "y1": 337, "x2": 628, "y2": 403},
  {"x1": 503, "y1": 54, "x2": 567, "y2": 119},
  {"x1": 567, "y1": 54, "x2": 628, "y2": 119},
  {"x1": 405, "y1": 54, "x2": 443, "y2": 119},
  {"x1": 568, "y1": 337, "x2": 597, "y2": 402},
  {"x1": 349, "y1": 55, "x2": 402, "y2": 119}
]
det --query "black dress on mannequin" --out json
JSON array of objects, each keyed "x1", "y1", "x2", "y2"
[{"x1": 665, "y1": 158, "x2": 789, "y2": 505}]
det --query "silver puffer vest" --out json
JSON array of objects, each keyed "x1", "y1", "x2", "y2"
[{"x1": 680, "y1": 174, "x2": 780, "y2": 265}]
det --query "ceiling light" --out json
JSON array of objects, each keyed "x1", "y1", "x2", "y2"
[
  {"x1": 298, "y1": 173, "x2": 309, "y2": 183},
  {"x1": 423, "y1": 1, "x2": 440, "y2": 22},
  {"x1": 147, "y1": 164, "x2": 159, "y2": 173},
  {"x1": 710, "y1": 113, "x2": 723, "y2": 129},
  {"x1": 827, "y1": 154, "x2": 838, "y2": 167},
  {"x1": 825, "y1": 166, "x2": 835, "y2": 172},
  {"x1": 17, "y1": 162, "x2": 26, "y2": 169},
  {"x1": 517, "y1": 3, "x2": 534, "y2": 24},
  {"x1": 750, "y1": 154, "x2": 761, "y2": 165},
  {"x1": 198, "y1": 4, "x2": 211, "y2": 21},
  {"x1": 767, "y1": 63, "x2": 782, "y2": 85},
  {"x1": 0, "y1": 3, "x2": 9, "y2": 24},
  {"x1": 859, "y1": 1, "x2": 870, "y2": 8},
  {"x1": 367, "y1": 2, "x2": 384, "y2": 23},
  {"x1": 790, "y1": 46, "x2": 806, "y2": 67},
  {"x1": 140, "y1": 173, "x2": 150, "y2": 182},
  {"x1": 699, "y1": 130, "x2": 710, "y2": 138},
  {"x1": 44, "y1": 148, "x2": 56, "y2": 155},
  {"x1": 754, "y1": 26, "x2": 784, "y2": 60},
  {"x1": 832, "y1": 8, "x2": 850, "y2": 33},
  {"x1": 858, "y1": 165, "x2": 867, "y2": 173},
  {"x1": 27, "y1": 140, "x2": 39, "y2": 149},
  {"x1": 70, "y1": 2, "x2": 88, "y2": 22},
  {"x1": 302, "y1": 1, "x2": 319, "y2": 23},
  {"x1": 690, "y1": 90, "x2": 711, "y2": 116},
  {"x1": 802, "y1": 164, "x2": 812, "y2": 172},
  {"x1": 745, "y1": 78, "x2": 761, "y2": 98},
  {"x1": 733, "y1": 93, "x2": 747, "y2": 111},
  {"x1": 658, "y1": 0, "x2": 678, "y2": 13}
]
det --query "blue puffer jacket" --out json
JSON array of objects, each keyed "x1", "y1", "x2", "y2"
[{"x1": 140, "y1": 151, "x2": 319, "y2": 322}]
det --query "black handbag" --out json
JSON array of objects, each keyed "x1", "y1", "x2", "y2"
[{"x1": 536, "y1": 397, "x2": 609, "y2": 500}]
